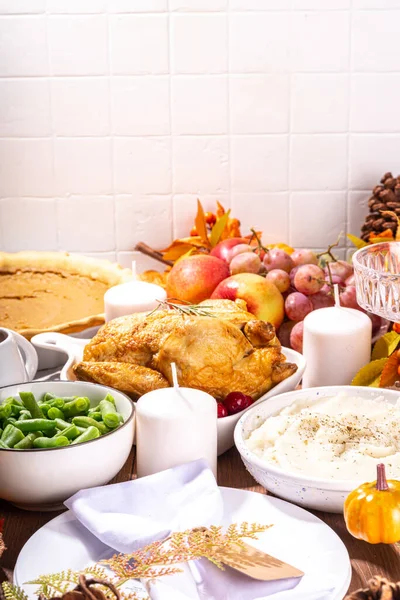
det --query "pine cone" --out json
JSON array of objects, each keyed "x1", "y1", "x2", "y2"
[
  {"x1": 38, "y1": 576, "x2": 120, "y2": 600},
  {"x1": 360, "y1": 172, "x2": 400, "y2": 242},
  {"x1": 346, "y1": 577, "x2": 400, "y2": 600}
]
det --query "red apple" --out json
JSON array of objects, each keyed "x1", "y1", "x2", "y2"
[
  {"x1": 210, "y1": 237, "x2": 248, "y2": 263},
  {"x1": 211, "y1": 273, "x2": 284, "y2": 327},
  {"x1": 166, "y1": 255, "x2": 230, "y2": 304}
]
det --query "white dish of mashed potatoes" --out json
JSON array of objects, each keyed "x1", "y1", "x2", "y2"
[{"x1": 234, "y1": 386, "x2": 400, "y2": 513}]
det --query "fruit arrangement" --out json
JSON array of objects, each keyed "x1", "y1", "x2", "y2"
[{"x1": 136, "y1": 200, "x2": 385, "y2": 353}]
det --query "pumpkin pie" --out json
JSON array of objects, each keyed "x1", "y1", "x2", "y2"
[{"x1": 0, "y1": 252, "x2": 132, "y2": 338}]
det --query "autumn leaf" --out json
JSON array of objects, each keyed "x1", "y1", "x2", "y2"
[
  {"x1": 162, "y1": 241, "x2": 199, "y2": 261},
  {"x1": 380, "y1": 351, "x2": 400, "y2": 388},
  {"x1": 372, "y1": 331, "x2": 400, "y2": 361},
  {"x1": 351, "y1": 358, "x2": 387, "y2": 387},
  {"x1": 347, "y1": 234, "x2": 368, "y2": 250},
  {"x1": 210, "y1": 210, "x2": 231, "y2": 247},
  {"x1": 195, "y1": 199, "x2": 210, "y2": 247},
  {"x1": 265, "y1": 242, "x2": 295, "y2": 254},
  {"x1": 216, "y1": 201, "x2": 226, "y2": 218}
]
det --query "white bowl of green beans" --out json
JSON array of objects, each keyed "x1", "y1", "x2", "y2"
[{"x1": 0, "y1": 381, "x2": 135, "y2": 511}]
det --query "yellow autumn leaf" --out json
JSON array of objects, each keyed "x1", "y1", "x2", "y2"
[
  {"x1": 265, "y1": 243, "x2": 295, "y2": 254},
  {"x1": 195, "y1": 199, "x2": 210, "y2": 247},
  {"x1": 346, "y1": 233, "x2": 368, "y2": 250},
  {"x1": 210, "y1": 210, "x2": 231, "y2": 247},
  {"x1": 162, "y1": 241, "x2": 199, "y2": 261},
  {"x1": 351, "y1": 358, "x2": 387, "y2": 387},
  {"x1": 372, "y1": 331, "x2": 400, "y2": 361}
]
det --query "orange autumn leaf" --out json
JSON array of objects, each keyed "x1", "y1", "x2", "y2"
[
  {"x1": 195, "y1": 199, "x2": 210, "y2": 247},
  {"x1": 216, "y1": 201, "x2": 226, "y2": 218},
  {"x1": 379, "y1": 351, "x2": 400, "y2": 388}
]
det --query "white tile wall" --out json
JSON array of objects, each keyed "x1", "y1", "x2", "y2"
[{"x1": 0, "y1": 1, "x2": 400, "y2": 269}]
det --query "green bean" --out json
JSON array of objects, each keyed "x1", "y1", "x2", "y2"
[
  {"x1": 87, "y1": 409, "x2": 102, "y2": 421},
  {"x1": 4, "y1": 396, "x2": 23, "y2": 407},
  {"x1": 55, "y1": 417, "x2": 71, "y2": 430},
  {"x1": 42, "y1": 392, "x2": 56, "y2": 402},
  {"x1": 0, "y1": 428, "x2": 2, "y2": 437},
  {"x1": 54, "y1": 424, "x2": 80, "y2": 440},
  {"x1": 3, "y1": 417, "x2": 17, "y2": 427},
  {"x1": 71, "y1": 426, "x2": 100, "y2": 445},
  {"x1": 0, "y1": 440, "x2": 8, "y2": 449},
  {"x1": 47, "y1": 407, "x2": 65, "y2": 420},
  {"x1": 63, "y1": 397, "x2": 90, "y2": 419},
  {"x1": 72, "y1": 416, "x2": 109, "y2": 435},
  {"x1": 46, "y1": 398, "x2": 65, "y2": 409},
  {"x1": 0, "y1": 403, "x2": 12, "y2": 420},
  {"x1": 14, "y1": 419, "x2": 56, "y2": 433},
  {"x1": 14, "y1": 432, "x2": 41, "y2": 449},
  {"x1": 39, "y1": 403, "x2": 50, "y2": 417},
  {"x1": 33, "y1": 436, "x2": 69, "y2": 449},
  {"x1": 99, "y1": 399, "x2": 120, "y2": 429},
  {"x1": 10, "y1": 404, "x2": 24, "y2": 416},
  {"x1": 18, "y1": 410, "x2": 32, "y2": 421},
  {"x1": 104, "y1": 392, "x2": 116, "y2": 407},
  {"x1": 19, "y1": 391, "x2": 44, "y2": 419},
  {"x1": 1, "y1": 424, "x2": 25, "y2": 448}
]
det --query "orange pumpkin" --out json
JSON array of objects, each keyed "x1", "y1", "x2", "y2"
[{"x1": 344, "y1": 463, "x2": 400, "y2": 544}]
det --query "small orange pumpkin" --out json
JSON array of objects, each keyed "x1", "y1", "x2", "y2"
[{"x1": 344, "y1": 463, "x2": 400, "y2": 544}]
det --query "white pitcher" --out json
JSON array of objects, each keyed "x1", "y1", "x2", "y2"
[{"x1": 0, "y1": 328, "x2": 38, "y2": 387}]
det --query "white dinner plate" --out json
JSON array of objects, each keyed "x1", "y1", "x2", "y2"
[{"x1": 14, "y1": 487, "x2": 351, "y2": 600}]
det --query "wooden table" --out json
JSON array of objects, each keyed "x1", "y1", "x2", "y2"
[{"x1": 1, "y1": 446, "x2": 400, "y2": 597}]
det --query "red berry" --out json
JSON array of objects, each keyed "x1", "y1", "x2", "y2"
[
  {"x1": 205, "y1": 212, "x2": 217, "y2": 226},
  {"x1": 223, "y1": 391, "x2": 254, "y2": 415},
  {"x1": 217, "y1": 402, "x2": 228, "y2": 418}
]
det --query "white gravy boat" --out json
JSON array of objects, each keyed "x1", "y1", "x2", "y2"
[{"x1": 0, "y1": 328, "x2": 38, "y2": 387}]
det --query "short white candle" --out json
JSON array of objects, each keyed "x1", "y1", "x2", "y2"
[
  {"x1": 136, "y1": 367, "x2": 218, "y2": 478},
  {"x1": 302, "y1": 290, "x2": 372, "y2": 387},
  {"x1": 104, "y1": 281, "x2": 167, "y2": 321}
]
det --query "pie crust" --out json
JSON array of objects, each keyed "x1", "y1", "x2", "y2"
[{"x1": 0, "y1": 252, "x2": 132, "y2": 339}]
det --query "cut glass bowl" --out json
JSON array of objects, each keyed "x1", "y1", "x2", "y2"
[{"x1": 353, "y1": 242, "x2": 400, "y2": 321}]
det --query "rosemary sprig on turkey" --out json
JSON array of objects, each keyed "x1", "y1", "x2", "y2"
[{"x1": 149, "y1": 298, "x2": 215, "y2": 317}]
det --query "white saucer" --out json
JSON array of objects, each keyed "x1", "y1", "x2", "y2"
[{"x1": 14, "y1": 487, "x2": 351, "y2": 600}]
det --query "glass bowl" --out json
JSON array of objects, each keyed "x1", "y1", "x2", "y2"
[{"x1": 353, "y1": 241, "x2": 400, "y2": 321}]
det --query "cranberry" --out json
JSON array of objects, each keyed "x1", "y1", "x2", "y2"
[
  {"x1": 223, "y1": 392, "x2": 254, "y2": 416},
  {"x1": 217, "y1": 402, "x2": 228, "y2": 418}
]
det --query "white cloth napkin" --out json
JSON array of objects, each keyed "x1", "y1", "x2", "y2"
[{"x1": 65, "y1": 459, "x2": 331, "y2": 600}]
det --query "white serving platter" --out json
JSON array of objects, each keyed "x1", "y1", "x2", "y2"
[{"x1": 31, "y1": 333, "x2": 306, "y2": 456}]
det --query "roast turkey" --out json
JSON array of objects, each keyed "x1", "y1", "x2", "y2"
[{"x1": 73, "y1": 299, "x2": 297, "y2": 400}]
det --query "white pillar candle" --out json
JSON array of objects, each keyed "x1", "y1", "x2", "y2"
[
  {"x1": 104, "y1": 281, "x2": 167, "y2": 321},
  {"x1": 136, "y1": 366, "x2": 218, "y2": 478},
  {"x1": 302, "y1": 290, "x2": 372, "y2": 388}
]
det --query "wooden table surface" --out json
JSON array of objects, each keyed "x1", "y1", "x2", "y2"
[{"x1": 1, "y1": 446, "x2": 400, "y2": 598}]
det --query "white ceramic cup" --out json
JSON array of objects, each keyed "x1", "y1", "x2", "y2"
[{"x1": 0, "y1": 328, "x2": 38, "y2": 387}]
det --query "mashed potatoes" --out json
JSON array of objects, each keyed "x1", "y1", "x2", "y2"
[{"x1": 246, "y1": 392, "x2": 400, "y2": 481}]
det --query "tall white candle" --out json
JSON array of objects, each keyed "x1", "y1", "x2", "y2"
[
  {"x1": 136, "y1": 365, "x2": 218, "y2": 478},
  {"x1": 302, "y1": 286, "x2": 372, "y2": 388},
  {"x1": 104, "y1": 281, "x2": 167, "y2": 321}
]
